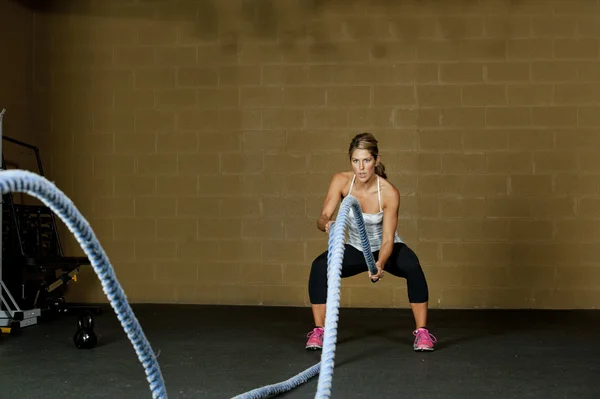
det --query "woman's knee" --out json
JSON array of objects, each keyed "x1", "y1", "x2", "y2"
[{"x1": 308, "y1": 251, "x2": 328, "y2": 303}]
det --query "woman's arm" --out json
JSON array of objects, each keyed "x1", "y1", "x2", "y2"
[
  {"x1": 377, "y1": 184, "x2": 400, "y2": 268},
  {"x1": 317, "y1": 173, "x2": 347, "y2": 232}
]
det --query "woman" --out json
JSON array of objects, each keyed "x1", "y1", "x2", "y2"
[{"x1": 305, "y1": 133, "x2": 437, "y2": 352}]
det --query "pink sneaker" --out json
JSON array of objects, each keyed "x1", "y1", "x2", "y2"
[
  {"x1": 413, "y1": 327, "x2": 437, "y2": 351},
  {"x1": 305, "y1": 327, "x2": 324, "y2": 350}
]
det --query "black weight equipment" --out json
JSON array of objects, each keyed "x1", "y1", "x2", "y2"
[
  {"x1": 73, "y1": 328, "x2": 97, "y2": 349},
  {"x1": 73, "y1": 312, "x2": 97, "y2": 349},
  {"x1": 77, "y1": 312, "x2": 94, "y2": 330}
]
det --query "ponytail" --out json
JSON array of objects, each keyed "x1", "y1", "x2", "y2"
[{"x1": 375, "y1": 162, "x2": 387, "y2": 179}]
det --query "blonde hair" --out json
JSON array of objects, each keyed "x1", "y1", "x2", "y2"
[{"x1": 348, "y1": 132, "x2": 386, "y2": 179}]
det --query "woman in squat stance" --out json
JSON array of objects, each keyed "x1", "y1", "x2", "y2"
[{"x1": 306, "y1": 133, "x2": 437, "y2": 352}]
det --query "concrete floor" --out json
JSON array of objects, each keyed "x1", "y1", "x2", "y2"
[{"x1": 1, "y1": 304, "x2": 598, "y2": 398}]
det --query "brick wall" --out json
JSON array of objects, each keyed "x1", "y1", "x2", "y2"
[
  {"x1": 0, "y1": 1, "x2": 34, "y2": 143},
  {"x1": 26, "y1": 0, "x2": 600, "y2": 309}
]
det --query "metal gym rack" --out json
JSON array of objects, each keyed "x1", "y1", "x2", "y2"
[
  {"x1": 0, "y1": 108, "x2": 40, "y2": 331},
  {"x1": 0, "y1": 108, "x2": 98, "y2": 333}
]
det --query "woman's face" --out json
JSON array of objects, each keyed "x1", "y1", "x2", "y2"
[{"x1": 350, "y1": 149, "x2": 377, "y2": 182}]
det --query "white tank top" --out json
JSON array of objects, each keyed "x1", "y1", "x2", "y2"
[{"x1": 345, "y1": 175, "x2": 403, "y2": 252}]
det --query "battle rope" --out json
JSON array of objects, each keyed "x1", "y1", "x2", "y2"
[
  {"x1": 0, "y1": 169, "x2": 377, "y2": 399},
  {"x1": 0, "y1": 170, "x2": 167, "y2": 399}
]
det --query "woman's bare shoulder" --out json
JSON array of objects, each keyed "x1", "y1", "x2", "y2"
[{"x1": 379, "y1": 176, "x2": 400, "y2": 200}]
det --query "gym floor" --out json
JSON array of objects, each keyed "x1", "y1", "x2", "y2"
[{"x1": 1, "y1": 304, "x2": 598, "y2": 398}]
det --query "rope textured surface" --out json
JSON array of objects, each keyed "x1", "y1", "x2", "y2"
[
  {"x1": 0, "y1": 170, "x2": 168, "y2": 399},
  {"x1": 0, "y1": 169, "x2": 377, "y2": 399},
  {"x1": 233, "y1": 194, "x2": 377, "y2": 399}
]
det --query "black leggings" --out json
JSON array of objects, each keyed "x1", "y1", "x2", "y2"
[{"x1": 308, "y1": 243, "x2": 429, "y2": 304}]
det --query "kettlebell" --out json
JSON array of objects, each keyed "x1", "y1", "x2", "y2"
[
  {"x1": 78, "y1": 312, "x2": 94, "y2": 330},
  {"x1": 74, "y1": 312, "x2": 97, "y2": 349}
]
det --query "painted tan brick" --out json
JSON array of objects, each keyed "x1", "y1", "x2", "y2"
[
  {"x1": 463, "y1": 130, "x2": 508, "y2": 150},
  {"x1": 135, "y1": 240, "x2": 177, "y2": 261},
  {"x1": 221, "y1": 153, "x2": 263, "y2": 174},
  {"x1": 440, "y1": 198, "x2": 486, "y2": 218},
  {"x1": 509, "y1": 130, "x2": 554, "y2": 150},
  {"x1": 178, "y1": 110, "x2": 219, "y2": 131},
  {"x1": 135, "y1": 68, "x2": 176, "y2": 89},
  {"x1": 440, "y1": 63, "x2": 484, "y2": 83},
  {"x1": 511, "y1": 175, "x2": 553, "y2": 196},
  {"x1": 74, "y1": 133, "x2": 114, "y2": 154},
  {"x1": 114, "y1": 46, "x2": 154, "y2": 67},
  {"x1": 114, "y1": 218, "x2": 156, "y2": 240},
  {"x1": 135, "y1": 197, "x2": 177, "y2": 218},
  {"x1": 93, "y1": 198, "x2": 134, "y2": 218},
  {"x1": 419, "y1": 130, "x2": 462, "y2": 151},
  {"x1": 554, "y1": 174, "x2": 599, "y2": 196},
  {"x1": 534, "y1": 152, "x2": 578, "y2": 173},
  {"x1": 579, "y1": 152, "x2": 600, "y2": 173},
  {"x1": 137, "y1": 154, "x2": 177, "y2": 175},
  {"x1": 442, "y1": 153, "x2": 487, "y2": 174},
  {"x1": 115, "y1": 134, "x2": 155, "y2": 154},
  {"x1": 390, "y1": 16, "x2": 438, "y2": 39},
  {"x1": 94, "y1": 154, "x2": 135, "y2": 177},
  {"x1": 114, "y1": 177, "x2": 155, "y2": 197},
  {"x1": 219, "y1": 110, "x2": 262, "y2": 130},
  {"x1": 155, "y1": 89, "x2": 197, "y2": 109},
  {"x1": 487, "y1": 152, "x2": 533, "y2": 174},
  {"x1": 578, "y1": 106, "x2": 600, "y2": 126},
  {"x1": 155, "y1": 262, "x2": 198, "y2": 284},
  {"x1": 373, "y1": 86, "x2": 415, "y2": 106},
  {"x1": 262, "y1": 109, "x2": 304, "y2": 129},
  {"x1": 485, "y1": 16, "x2": 531, "y2": 38},
  {"x1": 417, "y1": 40, "x2": 460, "y2": 61},
  {"x1": 220, "y1": 198, "x2": 261, "y2": 219},
  {"x1": 262, "y1": 65, "x2": 307, "y2": 86},
  {"x1": 177, "y1": 198, "x2": 220, "y2": 217},
  {"x1": 137, "y1": 24, "x2": 178, "y2": 45},
  {"x1": 532, "y1": 106, "x2": 578, "y2": 127},
  {"x1": 486, "y1": 63, "x2": 530, "y2": 82},
  {"x1": 532, "y1": 16, "x2": 577, "y2": 37},
  {"x1": 371, "y1": 42, "x2": 417, "y2": 62},
  {"x1": 441, "y1": 108, "x2": 486, "y2": 128},
  {"x1": 348, "y1": 108, "x2": 394, "y2": 129},
  {"x1": 157, "y1": 176, "x2": 198, "y2": 197},
  {"x1": 418, "y1": 175, "x2": 463, "y2": 197},
  {"x1": 531, "y1": 198, "x2": 576, "y2": 219},
  {"x1": 461, "y1": 175, "x2": 508, "y2": 197},
  {"x1": 531, "y1": 62, "x2": 578, "y2": 82},
  {"x1": 283, "y1": 87, "x2": 326, "y2": 108},
  {"x1": 264, "y1": 154, "x2": 307, "y2": 174},
  {"x1": 178, "y1": 153, "x2": 220, "y2": 175},
  {"x1": 157, "y1": 132, "x2": 198, "y2": 153},
  {"x1": 556, "y1": 130, "x2": 600, "y2": 149},
  {"x1": 462, "y1": 85, "x2": 507, "y2": 106},
  {"x1": 94, "y1": 110, "x2": 134, "y2": 134},
  {"x1": 418, "y1": 85, "x2": 461, "y2": 107},
  {"x1": 486, "y1": 198, "x2": 531, "y2": 218},
  {"x1": 177, "y1": 67, "x2": 219, "y2": 87},
  {"x1": 114, "y1": 89, "x2": 155, "y2": 110},
  {"x1": 486, "y1": 107, "x2": 531, "y2": 127},
  {"x1": 554, "y1": 39, "x2": 599, "y2": 59},
  {"x1": 240, "y1": 87, "x2": 283, "y2": 108},
  {"x1": 327, "y1": 87, "x2": 371, "y2": 107},
  {"x1": 507, "y1": 84, "x2": 553, "y2": 105},
  {"x1": 507, "y1": 39, "x2": 553, "y2": 60},
  {"x1": 220, "y1": 66, "x2": 262, "y2": 86},
  {"x1": 155, "y1": 47, "x2": 197, "y2": 66},
  {"x1": 135, "y1": 110, "x2": 176, "y2": 133},
  {"x1": 218, "y1": 240, "x2": 261, "y2": 262},
  {"x1": 197, "y1": 88, "x2": 239, "y2": 109},
  {"x1": 439, "y1": 16, "x2": 484, "y2": 39}
]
